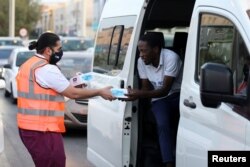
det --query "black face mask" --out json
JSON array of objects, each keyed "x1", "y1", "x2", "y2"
[{"x1": 49, "y1": 49, "x2": 63, "y2": 64}]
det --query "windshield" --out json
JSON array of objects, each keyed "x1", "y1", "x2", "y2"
[
  {"x1": 62, "y1": 39, "x2": 94, "y2": 51},
  {"x1": 0, "y1": 40, "x2": 23, "y2": 46},
  {"x1": 0, "y1": 49, "x2": 14, "y2": 59},
  {"x1": 16, "y1": 51, "x2": 35, "y2": 67},
  {"x1": 58, "y1": 57, "x2": 92, "y2": 79}
]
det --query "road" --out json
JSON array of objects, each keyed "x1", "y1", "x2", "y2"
[{"x1": 0, "y1": 82, "x2": 94, "y2": 167}]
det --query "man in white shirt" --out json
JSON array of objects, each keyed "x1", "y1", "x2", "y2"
[{"x1": 126, "y1": 33, "x2": 183, "y2": 167}]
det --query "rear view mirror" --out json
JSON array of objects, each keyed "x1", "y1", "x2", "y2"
[
  {"x1": 200, "y1": 63, "x2": 246, "y2": 108},
  {"x1": 3, "y1": 64, "x2": 11, "y2": 69}
]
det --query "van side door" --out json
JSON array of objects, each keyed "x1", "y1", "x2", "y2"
[
  {"x1": 87, "y1": 0, "x2": 146, "y2": 166},
  {"x1": 177, "y1": 7, "x2": 250, "y2": 167}
]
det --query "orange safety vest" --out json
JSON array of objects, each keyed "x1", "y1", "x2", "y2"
[{"x1": 16, "y1": 56, "x2": 65, "y2": 132}]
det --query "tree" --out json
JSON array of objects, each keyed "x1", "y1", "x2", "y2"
[{"x1": 0, "y1": 0, "x2": 41, "y2": 37}]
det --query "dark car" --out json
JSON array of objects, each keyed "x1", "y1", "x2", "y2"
[{"x1": 61, "y1": 37, "x2": 94, "y2": 52}]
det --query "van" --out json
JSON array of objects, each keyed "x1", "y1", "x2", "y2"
[{"x1": 86, "y1": 0, "x2": 250, "y2": 166}]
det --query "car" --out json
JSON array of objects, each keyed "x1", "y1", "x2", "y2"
[
  {"x1": 61, "y1": 36, "x2": 94, "y2": 52},
  {"x1": 0, "y1": 37, "x2": 23, "y2": 46},
  {"x1": 3, "y1": 47, "x2": 35, "y2": 103},
  {"x1": 57, "y1": 51, "x2": 93, "y2": 127},
  {"x1": 0, "y1": 45, "x2": 23, "y2": 79}
]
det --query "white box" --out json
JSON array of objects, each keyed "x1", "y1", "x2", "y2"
[
  {"x1": 70, "y1": 72, "x2": 93, "y2": 87},
  {"x1": 111, "y1": 88, "x2": 128, "y2": 98}
]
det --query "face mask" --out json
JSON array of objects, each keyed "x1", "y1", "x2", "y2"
[{"x1": 49, "y1": 49, "x2": 63, "y2": 64}]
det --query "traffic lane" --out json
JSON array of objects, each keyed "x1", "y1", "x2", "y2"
[
  {"x1": 64, "y1": 124, "x2": 94, "y2": 167},
  {"x1": 0, "y1": 89, "x2": 94, "y2": 167}
]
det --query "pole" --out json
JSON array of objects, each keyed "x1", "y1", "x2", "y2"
[{"x1": 9, "y1": 0, "x2": 15, "y2": 37}]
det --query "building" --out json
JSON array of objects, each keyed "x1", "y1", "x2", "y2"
[
  {"x1": 36, "y1": 3, "x2": 65, "y2": 35},
  {"x1": 36, "y1": 0, "x2": 97, "y2": 38},
  {"x1": 92, "y1": 0, "x2": 106, "y2": 31}
]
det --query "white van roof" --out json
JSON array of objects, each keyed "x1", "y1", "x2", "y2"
[
  {"x1": 195, "y1": 0, "x2": 250, "y2": 11},
  {"x1": 101, "y1": 0, "x2": 145, "y2": 19}
]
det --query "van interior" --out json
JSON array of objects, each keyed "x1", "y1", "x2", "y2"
[{"x1": 134, "y1": 0, "x2": 195, "y2": 166}]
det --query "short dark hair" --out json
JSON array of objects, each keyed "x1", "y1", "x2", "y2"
[
  {"x1": 29, "y1": 32, "x2": 60, "y2": 53},
  {"x1": 139, "y1": 32, "x2": 165, "y2": 49}
]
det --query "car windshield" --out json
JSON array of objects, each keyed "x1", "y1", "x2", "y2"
[
  {"x1": 61, "y1": 39, "x2": 94, "y2": 51},
  {"x1": 0, "y1": 49, "x2": 14, "y2": 59},
  {"x1": 58, "y1": 56, "x2": 92, "y2": 79},
  {"x1": 16, "y1": 51, "x2": 35, "y2": 67},
  {"x1": 0, "y1": 40, "x2": 23, "y2": 46}
]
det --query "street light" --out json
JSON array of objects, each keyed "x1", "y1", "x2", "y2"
[{"x1": 9, "y1": 0, "x2": 15, "y2": 37}]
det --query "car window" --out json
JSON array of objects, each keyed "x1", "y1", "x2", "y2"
[
  {"x1": 16, "y1": 51, "x2": 35, "y2": 67},
  {"x1": 61, "y1": 39, "x2": 94, "y2": 51},
  {"x1": 0, "y1": 49, "x2": 14, "y2": 59},
  {"x1": 58, "y1": 57, "x2": 92, "y2": 79}
]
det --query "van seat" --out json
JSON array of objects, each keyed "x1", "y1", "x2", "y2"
[
  {"x1": 172, "y1": 32, "x2": 188, "y2": 62},
  {"x1": 145, "y1": 31, "x2": 165, "y2": 49}
]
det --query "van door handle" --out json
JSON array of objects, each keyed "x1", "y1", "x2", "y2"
[{"x1": 183, "y1": 99, "x2": 196, "y2": 109}]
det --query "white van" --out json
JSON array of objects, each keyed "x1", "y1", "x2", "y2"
[{"x1": 87, "y1": 0, "x2": 250, "y2": 166}]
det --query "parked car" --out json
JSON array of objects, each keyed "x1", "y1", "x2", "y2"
[
  {"x1": 0, "y1": 45, "x2": 22, "y2": 79},
  {"x1": 61, "y1": 36, "x2": 94, "y2": 51},
  {"x1": 4, "y1": 47, "x2": 35, "y2": 103},
  {"x1": 57, "y1": 51, "x2": 93, "y2": 127},
  {"x1": 0, "y1": 37, "x2": 23, "y2": 46}
]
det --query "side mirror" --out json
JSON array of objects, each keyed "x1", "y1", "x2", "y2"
[
  {"x1": 200, "y1": 63, "x2": 246, "y2": 108},
  {"x1": 3, "y1": 64, "x2": 11, "y2": 69}
]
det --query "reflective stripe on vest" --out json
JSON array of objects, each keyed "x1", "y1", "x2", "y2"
[
  {"x1": 17, "y1": 56, "x2": 65, "y2": 132},
  {"x1": 17, "y1": 58, "x2": 64, "y2": 102},
  {"x1": 18, "y1": 108, "x2": 64, "y2": 117},
  {"x1": 17, "y1": 91, "x2": 64, "y2": 102}
]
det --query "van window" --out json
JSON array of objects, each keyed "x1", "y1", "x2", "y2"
[
  {"x1": 108, "y1": 25, "x2": 124, "y2": 67},
  {"x1": 147, "y1": 27, "x2": 189, "y2": 48},
  {"x1": 196, "y1": 13, "x2": 250, "y2": 96},
  {"x1": 93, "y1": 16, "x2": 136, "y2": 76}
]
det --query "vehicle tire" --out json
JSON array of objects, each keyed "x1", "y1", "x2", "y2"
[
  {"x1": 10, "y1": 85, "x2": 17, "y2": 104},
  {"x1": 4, "y1": 89, "x2": 10, "y2": 97}
]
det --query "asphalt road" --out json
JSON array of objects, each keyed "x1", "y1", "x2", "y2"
[{"x1": 0, "y1": 81, "x2": 94, "y2": 167}]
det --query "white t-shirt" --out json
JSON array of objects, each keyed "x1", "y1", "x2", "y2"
[
  {"x1": 137, "y1": 49, "x2": 183, "y2": 101},
  {"x1": 35, "y1": 54, "x2": 70, "y2": 93}
]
